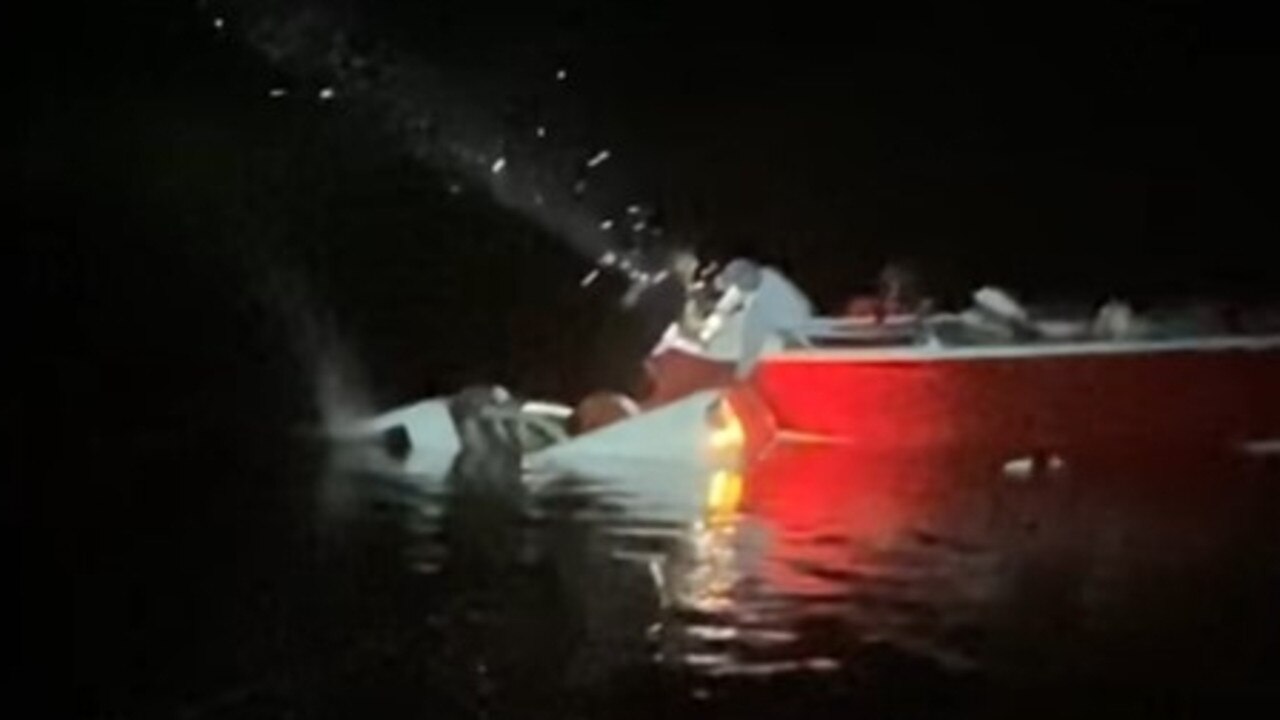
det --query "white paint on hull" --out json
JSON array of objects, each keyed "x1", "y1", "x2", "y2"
[{"x1": 770, "y1": 333, "x2": 1280, "y2": 364}]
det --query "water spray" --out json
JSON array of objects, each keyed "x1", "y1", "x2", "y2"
[{"x1": 207, "y1": 0, "x2": 673, "y2": 290}]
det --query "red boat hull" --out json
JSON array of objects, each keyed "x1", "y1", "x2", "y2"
[{"x1": 738, "y1": 344, "x2": 1280, "y2": 459}]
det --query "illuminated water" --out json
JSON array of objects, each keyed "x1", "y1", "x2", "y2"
[{"x1": 301, "y1": 439, "x2": 1280, "y2": 719}]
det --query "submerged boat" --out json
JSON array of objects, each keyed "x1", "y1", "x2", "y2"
[{"x1": 339, "y1": 260, "x2": 1280, "y2": 517}]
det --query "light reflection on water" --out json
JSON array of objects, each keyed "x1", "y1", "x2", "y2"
[
  {"x1": 326, "y1": 439, "x2": 1280, "y2": 710},
  {"x1": 656, "y1": 443, "x2": 1280, "y2": 699}
]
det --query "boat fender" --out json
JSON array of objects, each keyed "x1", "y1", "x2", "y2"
[{"x1": 570, "y1": 391, "x2": 640, "y2": 435}]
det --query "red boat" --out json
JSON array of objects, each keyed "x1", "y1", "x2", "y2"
[
  {"x1": 351, "y1": 262, "x2": 1280, "y2": 505},
  {"x1": 723, "y1": 328, "x2": 1280, "y2": 467},
  {"x1": 669, "y1": 275, "x2": 1280, "y2": 476}
]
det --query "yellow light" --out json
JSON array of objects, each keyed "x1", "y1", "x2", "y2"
[
  {"x1": 706, "y1": 469, "x2": 744, "y2": 521},
  {"x1": 708, "y1": 401, "x2": 745, "y2": 452}
]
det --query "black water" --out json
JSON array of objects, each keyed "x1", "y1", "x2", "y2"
[{"x1": 18, "y1": 2, "x2": 1280, "y2": 718}]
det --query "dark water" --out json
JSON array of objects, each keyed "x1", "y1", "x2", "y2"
[
  {"x1": 313, "y1": 439, "x2": 1280, "y2": 719},
  {"x1": 27, "y1": 425, "x2": 1280, "y2": 717},
  {"x1": 17, "y1": 2, "x2": 1280, "y2": 718}
]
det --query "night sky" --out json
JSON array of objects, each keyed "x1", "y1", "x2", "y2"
[
  {"x1": 321, "y1": 1, "x2": 1266, "y2": 300},
  {"x1": 23, "y1": 1, "x2": 1275, "y2": 308}
]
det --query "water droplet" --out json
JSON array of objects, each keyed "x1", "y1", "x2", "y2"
[
  {"x1": 599, "y1": 219, "x2": 614, "y2": 231},
  {"x1": 213, "y1": 17, "x2": 225, "y2": 30},
  {"x1": 627, "y1": 204, "x2": 643, "y2": 215},
  {"x1": 448, "y1": 183, "x2": 462, "y2": 195},
  {"x1": 586, "y1": 149, "x2": 611, "y2": 168},
  {"x1": 491, "y1": 157, "x2": 506, "y2": 174},
  {"x1": 535, "y1": 125, "x2": 547, "y2": 138},
  {"x1": 317, "y1": 86, "x2": 336, "y2": 101},
  {"x1": 268, "y1": 87, "x2": 288, "y2": 98},
  {"x1": 555, "y1": 68, "x2": 568, "y2": 82}
]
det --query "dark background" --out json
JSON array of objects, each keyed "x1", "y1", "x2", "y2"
[
  {"x1": 24, "y1": 1, "x2": 1279, "y2": 306},
  {"x1": 21, "y1": 1, "x2": 1278, "y2": 402},
  {"x1": 15, "y1": 0, "x2": 1280, "y2": 716}
]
